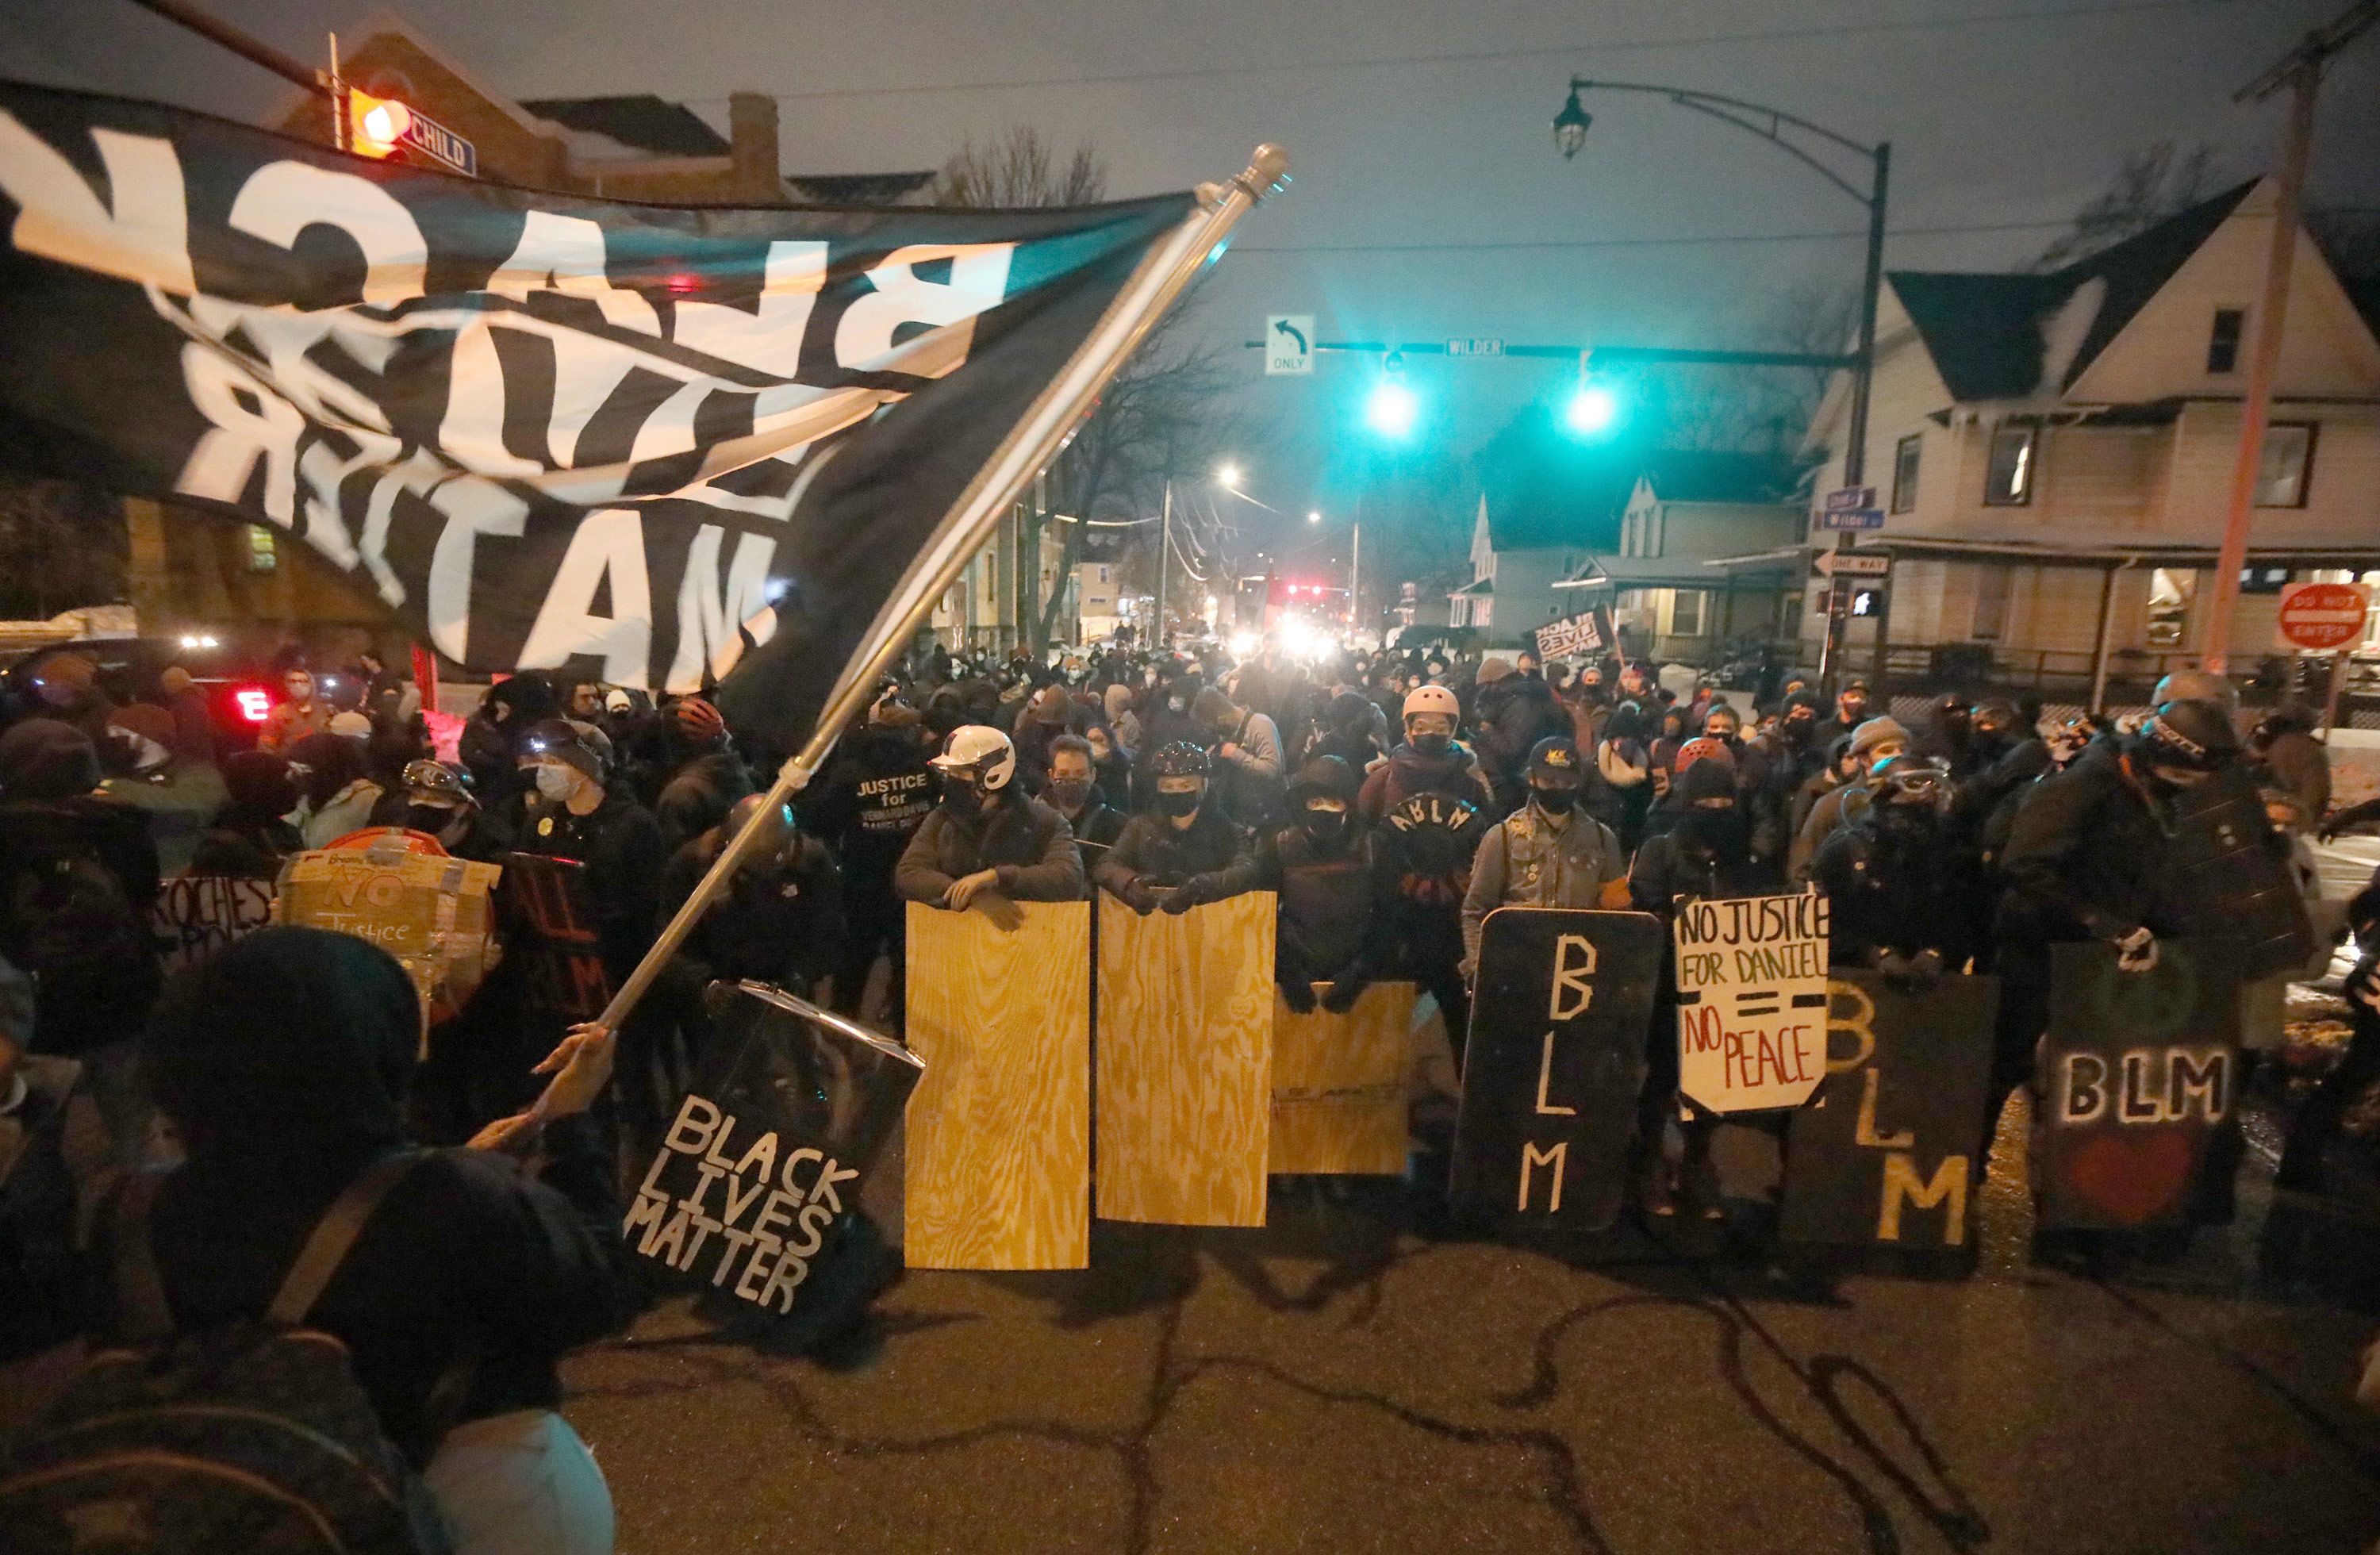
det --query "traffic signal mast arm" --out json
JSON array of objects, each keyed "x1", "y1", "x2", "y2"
[{"x1": 1238, "y1": 339, "x2": 1854, "y2": 370}]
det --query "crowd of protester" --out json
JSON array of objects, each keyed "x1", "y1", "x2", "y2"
[{"x1": 0, "y1": 628, "x2": 2375, "y2": 1551}]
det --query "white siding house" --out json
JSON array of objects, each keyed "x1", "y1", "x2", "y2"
[{"x1": 1802, "y1": 177, "x2": 2380, "y2": 691}]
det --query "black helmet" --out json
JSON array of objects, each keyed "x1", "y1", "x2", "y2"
[
  {"x1": 1288, "y1": 754, "x2": 1357, "y2": 806},
  {"x1": 401, "y1": 758, "x2": 474, "y2": 809},
  {"x1": 2134, "y1": 698, "x2": 2240, "y2": 771},
  {"x1": 2151, "y1": 668, "x2": 2237, "y2": 712},
  {"x1": 1150, "y1": 740, "x2": 1211, "y2": 780}
]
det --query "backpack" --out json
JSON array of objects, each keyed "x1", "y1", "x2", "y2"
[{"x1": 0, "y1": 1154, "x2": 453, "y2": 1554}]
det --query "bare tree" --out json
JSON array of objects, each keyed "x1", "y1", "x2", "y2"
[
  {"x1": 934, "y1": 125, "x2": 1107, "y2": 209},
  {"x1": 2034, "y1": 140, "x2": 2217, "y2": 271},
  {"x1": 1663, "y1": 278, "x2": 1856, "y2": 454},
  {"x1": 935, "y1": 126, "x2": 1250, "y2": 647}
]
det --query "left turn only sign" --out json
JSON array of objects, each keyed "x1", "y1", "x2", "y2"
[{"x1": 1265, "y1": 315, "x2": 1314, "y2": 375}]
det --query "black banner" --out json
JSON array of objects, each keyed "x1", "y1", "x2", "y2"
[
  {"x1": 497, "y1": 851, "x2": 611, "y2": 1020},
  {"x1": 2036, "y1": 938, "x2": 2241, "y2": 1231},
  {"x1": 624, "y1": 981, "x2": 919, "y2": 1327},
  {"x1": 1779, "y1": 970, "x2": 1999, "y2": 1250},
  {"x1": 1450, "y1": 908, "x2": 1663, "y2": 1231},
  {"x1": 0, "y1": 84, "x2": 1193, "y2": 743}
]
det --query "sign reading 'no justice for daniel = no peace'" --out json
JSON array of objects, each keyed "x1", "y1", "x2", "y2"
[{"x1": 1674, "y1": 893, "x2": 1831, "y2": 1114}]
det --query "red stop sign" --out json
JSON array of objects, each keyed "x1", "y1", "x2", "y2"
[{"x1": 2275, "y1": 582, "x2": 2371, "y2": 651}]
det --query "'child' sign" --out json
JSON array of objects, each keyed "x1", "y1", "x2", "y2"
[{"x1": 1674, "y1": 893, "x2": 1830, "y2": 1113}]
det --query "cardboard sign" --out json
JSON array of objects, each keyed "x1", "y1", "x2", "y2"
[
  {"x1": 1270, "y1": 981, "x2": 1414, "y2": 1177},
  {"x1": 1673, "y1": 894, "x2": 1831, "y2": 1113},
  {"x1": 497, "y1": 852, "x2": 613, "y2": 1021},
  {"x1": 2036, "y1": 939, "x2": 2241, "y2": 1231},
  {"x1": 1779, "y1": 971, "x2": 1999, "y2": 1249},
  {"x1": 1097, "y1": 890, "x2": 1276, "y2": 1227},
  {"x1": 150, "y1": 875, "x2": 274, "y2": 973},
  {"x1": 277, "y1": 839, "x2": 498, "y2": 1020},
  {"x1": 624, "y1": 982, "x2": 919, "y2": 1323},
  {"x1": 1451, "y1": 908, "x2": 1662, "y2": 1231},
  {"x1": 1535, "y1": 605, "x2": 1614, "y2": 662},
  {"x1": 904, "y1": 899, "x2": 1090, "y2": 1269}
]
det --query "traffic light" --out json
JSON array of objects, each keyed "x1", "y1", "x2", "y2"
[
  {"x1": 347, "y1": 90, "x2": 413, "y2": 159},
  {"x1": 1563, "y1": 381, "x2": 1620, "y2": 437},
  {"x1": 1365, "y1": 351, "x2": 1418, "y2": 440}
]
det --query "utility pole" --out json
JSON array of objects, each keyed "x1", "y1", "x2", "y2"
[
  {"x1": 1154, "y1": 481, "x2": 1172, "y2": 650},
  {"x1": 2201, "y1": 0, "x2": 2377, "y2": 676},
  {"x1": 1349, "y1": 520, "x2": 1362, "y2": 640}
]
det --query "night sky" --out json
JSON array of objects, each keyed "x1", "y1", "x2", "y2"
[{"x1": 6, "y1": 0, "x2": 2375, "y2": 557}]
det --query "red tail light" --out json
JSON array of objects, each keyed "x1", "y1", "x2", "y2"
[{"x1": 234, "y1": 687, "x2": 271, "y2": 722}]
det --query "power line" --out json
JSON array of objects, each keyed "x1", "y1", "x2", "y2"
[
  {"x1": 693, "y1": 0, "x2": 2244, "y2": 106},
  {"x1": 1230, "y1": 217, "x2": 2076, "y2": 255}
]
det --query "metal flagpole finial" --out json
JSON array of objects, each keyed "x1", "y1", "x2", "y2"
[{"x1": 1239, "y1": 144, "x2": 1292, "y2": 200}]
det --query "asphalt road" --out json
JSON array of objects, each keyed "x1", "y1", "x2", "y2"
[{"x1": 562, "y1": 1088, "x2": 2380, "y2": 1555}]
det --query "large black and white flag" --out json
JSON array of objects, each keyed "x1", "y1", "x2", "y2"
[{"x1": 0, "y1": 84, "x2": 1197, "y2": 740}]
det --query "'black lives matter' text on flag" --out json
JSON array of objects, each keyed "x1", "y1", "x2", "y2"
[{"x1": 0, "y1": 84, "x2": 1196, "y2": 741}]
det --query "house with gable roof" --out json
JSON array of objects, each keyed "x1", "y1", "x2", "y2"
[{"x1": 1798, "y1": 178, "x2": 2380, "y2": 694}]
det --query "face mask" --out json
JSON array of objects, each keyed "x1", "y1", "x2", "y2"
[
  {"x1": 1157, "y1": 789, "x2": 1202, "y2": 818},
  {"x1": 1048, "y1": 778, "x2": 1093, "y2": 812},
  {"x1": 1411, "y1": 731, "x2": 1451, "y2": 756},
  {"x1": 533, "y1": 763, "x2": 576, "y2": 801},
  {"x1": 1679, "y1": 803, "x2": 1749, "y2": 861},
  {"x1": 1530, "y1": 783, "x2": 1579, "y2": 811},
  {"x1": 286, "y1": 681, "x2": 313, "y2": 703}
]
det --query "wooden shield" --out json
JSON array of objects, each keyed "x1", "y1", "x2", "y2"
[
  {"x1": 1270, "y1": 981, "x2": 1415, "y2": 1176},
  {"x1": 903, "y1": 899, "x2": 1090, "y2": 1269},
  {"x1": 1780, "y1": 970, "x2": 1999, "y2": 1249},
  {"x1": 1096, "y1": 890, "x2": 1276, "y2": 1226},
  {"x1": 1450, "y1": 908, "x2": 1662, "y2": 1231},
  {"x1": 2036, "y1": 938, "x2": 2242, "y2": 1231}
]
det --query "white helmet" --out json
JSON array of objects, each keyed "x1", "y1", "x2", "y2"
[
  {"x1": 931, "y1": 724, "x2": 1016, "y2": 791},
  {"x1": 1402, "y1": 684, "x2": 1461, "y2": 725}
]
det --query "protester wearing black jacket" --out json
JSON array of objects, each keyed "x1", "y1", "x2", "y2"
[
  {"x1": 808, "y1": 700, "x2": 937, "y2": 1025},
  {"x1": 1096, "y1": 743, "x2": 1261, "y2": 913},
  {"x1": 657, "y1": 795, "x2": 844, "y2": 1001},
  {"x1": 101, "y1": 928, "x2": 631, "y2": 1548},
  {"x1": 188, "y1": 748, "x2": 305, "y2": 877},
  {"x1": 1258, "y1": 757, "x2": 1390, "y2": 1014}
]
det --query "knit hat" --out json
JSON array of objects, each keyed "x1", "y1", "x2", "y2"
[
  {"x1": 0, "y1": 718, "x2": 102, "y2": 800},
  {"x1": 1475, "y1": 658, "x2": 1514, "y2": 685},
  {"x1": 1848, "y1": 715, "x2": 1909, "y2": 761},
  {"x1": 520, "y1": 718, "x2": 606, "y2": 783},
  {"x1": 1104, "y1": 683, "x2": 1134, "y2": 722}
]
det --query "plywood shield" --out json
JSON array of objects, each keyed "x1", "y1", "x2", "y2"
[
  {"x1": 1780, "y1": 970, "x2": 1999, "y2": 1249},
  {"x1": 1270, "y1": 981, "x2": 1415, "y2": 1176},
  {"x1": 1097, "y1": 890, "x2": 1276, "y2": 1226},
  {"x1": 2036, "y1": 938, "x2": 2242, "y2": 1232},
  {"x1": 1450, "y1": 908, "x2": 1662, "y2": 1231},
  {"x1": 904, "y1": 900, "x2": 1090, "y2": 1269}
]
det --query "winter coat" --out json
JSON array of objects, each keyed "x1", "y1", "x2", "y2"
[
  {"x1": 1357, "y1": 744, "x2": 1495, "y2": 912},
  {"x1": 1789, "y1": 781, "x2": 1875, "y2": 885},
  {"x1": 1258, "y1": 823, "x2": 1392, "y2": 988},
  {"x1": 805, "y1": 725, "x2": 937, "y2": 891},
  {"x1": 1995, "y1": 743, "x2": 2185, "y2": 946},
  {"x1": 1626, "y1": 831, "x2": 1783, "y2": 922},
  {"x1": 2257, "y1": 728, "x2": 2330, "y2": 824},
  {"x1": 654, "y1": 746, "x2": 756, "y2": 853},
  {"x1": 255, "y1": 698, "x2": 328, "y2": 754},
  {"x1": 1475, "y1": 677, "x2": 1571, "y2": 802},
  {"x1": 1211, "y1": 709, "x2": 1287, "y2": 828},
  {"x1": 895, "y1": 790, "x2": 1084, "y2": 904},
  {"x1": 1095, "y1": 807, "x2": 1261, "y2": 903},
  {"x1": 1461, "y1": 804, "x2": 1628, "y2": 966},
  {"x1": 1055, "y1": 800, "x2": 1128, "y2": 872},
  {"x1": 1814, "y1": 808, "x2": 1983, "y2": 967},
  {"x1": 298, "y1": 778, "x2": 383, "y2": 849},
  {"x1": 514, "y1": 788, "x2": 669, "y2": 981},
  {"x1": 658, "y1": 827, "x2": 844, "y2": 993}
]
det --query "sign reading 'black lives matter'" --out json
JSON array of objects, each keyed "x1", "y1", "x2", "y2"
[
  {"x1": 626, "y1": 982, "x2": 920, "y2": 1319},
  {"x1": 0, "y1": 85, "x2": 1192, "y2": 745},
  {"x1": 1452, "y1": 908, "x2": 1663, "y2": 1231}
]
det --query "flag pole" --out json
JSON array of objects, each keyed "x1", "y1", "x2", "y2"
[{"x1": 550, "y1": 145, "x2": 1292, "y2": 1076}]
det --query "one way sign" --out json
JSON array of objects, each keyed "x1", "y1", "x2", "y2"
[{"x1": 1265, "y1": 314, "x2": 1314, "y2": 376}]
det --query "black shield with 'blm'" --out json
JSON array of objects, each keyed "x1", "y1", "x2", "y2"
[
  {"x1": 1451, "y1": 908, "x2": 1663, "y2": 1232},
  {"x1": 2037, "y1": 939, "x2": 2242, "y2": 1231},
  {"x1": 623, "y1": 982, "x2": 921, "y2": 1334},
  {"x1": 497, "y1": 853, "x2": 612, "y2": 1021},
  {"x1": 1780, "y1": 971, "x2": 1998, "y2": 1250}
]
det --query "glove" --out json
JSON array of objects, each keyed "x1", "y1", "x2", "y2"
[
  {"x1": 1320, "y1": 966, "x2": 1372, "y2": 1014},
  {"x1": 2113, "y1": 926, "x2": 2159, "y2": 973},
  {"x1": 1119, "y1": 880, "x2": 1158, "y2": 916},
  {"x1": 1280, "y1": 979, "x2": 1319, "y2": 1016},
  {"x1": 1163, "y1": 875, "x2": 1218, "y2": 914}
]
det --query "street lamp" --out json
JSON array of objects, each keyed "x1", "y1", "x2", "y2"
[
  {"x1": 1215, "y1": 461, "x2": 1242, "y2": 489},
  {"x1": 1553, "y1": 76, "x2": 1890, "y2": 693},
  {"x1": 1307, "y1": 509, "x2": 1322, "y2": 524}
]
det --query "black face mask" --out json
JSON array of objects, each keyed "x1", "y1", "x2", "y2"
[
  {"x1": 1678, "y1": 804, "x2": 1750, "y2": 863},
  {"x1": 1530, "y1": 783, "x2": 1579, "y2": 812},
  {"x1": 1046, "y1": 777, "x2": 1094, "y2": 812},
  {"x1": 1157, "y1": 789, "x2": 1203, "y2": 818},
  {"x1": 1302, "y1": 808, "x2": 1348, "y2": 845},
  {"x1": 1411, "y1": 732, "x2": 1452, "y2": 757}
]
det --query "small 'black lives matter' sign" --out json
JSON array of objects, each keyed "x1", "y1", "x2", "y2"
[
  {"x1": 2037, "y1": 939, "x2": 2240, "y2": 1231},
  {"x1": 1780, "y1": 971, "x2": 1998, "y2": 1250},
  {"x1": 626, "y1": 982, "x2": 920, "y2": 1319},
  {"x1": 1451, "y1": 908, "x2": 1663, "y2": 1231}
]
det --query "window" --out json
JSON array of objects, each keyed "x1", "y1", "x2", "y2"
[
  {"x1": 246, "y1": 524, "x2": 277, "y2": 573},
  {"x1": 2145, "y1": 567, "x2": 2196, "y2": 650},
  {"x1": 2207, "y1": 308, "x2": 2244, "y2": 374},
  {"x1": 1891, "y1": 433, "x2": 1922, "y2": 513},
  {"x1": 1669, "y1": 589, "x2": 1706, "y2": 637},
  {"x1": 2239, "y1": 565, "x2": 2290, "y2": 596},
  {"x1": 2255, "y1": 422, "x2": 2315, "y2": 508},
  {"x1": 1983, "y1": 424, "x2": 2036, "y2": 505},
  {"x1": 1971, "y1": 563, "x2": 2009, "y2": 641}
]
